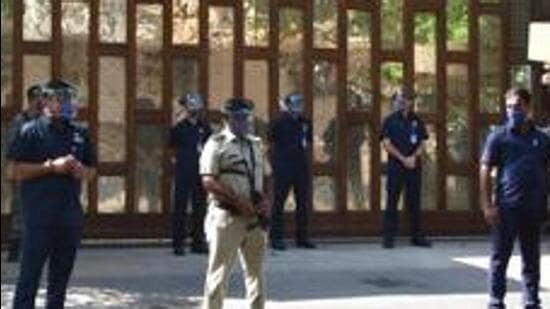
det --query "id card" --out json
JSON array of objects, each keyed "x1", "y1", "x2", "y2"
[{"x1": 302, "y1": 124, "x2": 308, "y2": 149}]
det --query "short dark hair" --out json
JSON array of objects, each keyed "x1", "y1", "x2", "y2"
[{"x1": 505, "y1": 88, "x2": 531, "y2": 105}]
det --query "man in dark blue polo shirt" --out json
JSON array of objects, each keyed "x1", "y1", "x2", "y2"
[
  {"x1": 481, "y1": 88, "x2": 550, "y2": 309},
  {"x1": 169, "y1": 93, "x2": 211, "y2": 255},
  {"x1": 381, "y1": 86, "x2": 431, "y2": 249},
  {"x1": 269, "y1": 93, "x2": 316, "y2": 251},
  {"x1": 5, "y1": 84, "x2": 47, "y2": 263},
  {"x1": 9, "y1": 79, "x2": 96, "y2": 309}
]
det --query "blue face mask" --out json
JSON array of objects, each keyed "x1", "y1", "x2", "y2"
[
  {"x1": 506, "y1": 110, "x2": 526, "y2": 128},
  {"x1": 285, "y1": 94, "x2": 304, "y2": 116},
  {"x1": 288, "y1": 102, "x2": 303, "y2": 115},
  {"x1": 229, "y1": 115, "x2": 251, "y2": 136},
  {"x1": 60, "y1": 98, "x2": 75, "y2": 120}
]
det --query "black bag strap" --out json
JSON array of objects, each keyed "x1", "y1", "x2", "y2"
[{"x1": 239, "y1": 138, "x2": 256, "y2": 195}]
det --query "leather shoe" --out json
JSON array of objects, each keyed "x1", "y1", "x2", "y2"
[
  {"x1": 191, "y1": 243, "x2": 209, "y2": 254},
  {"x1": 411, "y1": 237, "x2": 432, "y2": 248},
  {"x1": 296, "y1": 240, "x2": 316, "y2": 249},
  {"x1": 271, "y1": 240, "x2": 287, "y2": 251},
  {"x1": 173, "y1": 247, "x2": 186, "y2": 256},
  {"x1": 382, "y1": 238, "x2": 394, "y2": 249}
]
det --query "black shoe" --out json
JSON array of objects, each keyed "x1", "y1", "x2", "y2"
[
  {"x1": 271, "y1": 240, "x2": 287, "y2": 251},
  {"x1": 411, "y1": 237, "x2": 432, "y2": 248},
  {"x1": 191, "y1": 242, "x2": 209, "y2": 254},
  {"x1": 296, "y1": 240, "x2": 316, "y2": 249},
  {"x1": 382, "y1": 238, "x2": 394, "y2": 249},
  {"x1": 173, "y1": 247, "x2": 186, "y2": 256}
]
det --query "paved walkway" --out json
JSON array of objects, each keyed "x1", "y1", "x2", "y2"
[{"x1": 2, "y1": 239, "x2": 550, "y2": 308}]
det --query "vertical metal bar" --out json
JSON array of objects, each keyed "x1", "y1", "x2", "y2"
[
  {"x1": 126, "y1": 0, "x2": 137, "y2": 214},
  {"x1": 436, "y1": 1, "x2": 447, "y2": 211},
  {"x1": 269, "y1": 0, "x2": 279, "y2": 119},
  {"x1": 88, "y1": 0, "x2": 100, "y2": 215},
  {"x1": 469, "y1": 0, "x2": 481, "y2": 212},
  {"x1": 52, "y1": 0, "x2": 62, "y2": 78},
  {"x1": 161, "y1": 0, "x2": 173, "y2": 216},
  {"x1": 336, "y1": 1, "x2": 348, "y2": 214},
  {"x1": 234, "y1": 1, "x2": 244, "y2": 97},
  {"x1": 303, "y1": 0, "x2": 314, "y2": 217},
  {"x1": 13, "y1": 0, "x2": 23, "y2": 113},
  {"x1": 199, "y1": 0, "x2": 209, "y2": 106},
  {"x1": 370, "y1": 0, "x2": 382, "y2": 213}
]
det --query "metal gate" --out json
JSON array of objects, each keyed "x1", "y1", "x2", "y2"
[{"x1": 1, "y1": 0, "x2": 511, "y2": 239}]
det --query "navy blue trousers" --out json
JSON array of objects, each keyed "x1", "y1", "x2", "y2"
[
  {"x1": 383, "y1": 164, "x2": 422, "y2": 240},
  {"x1": 13, "y1": 226, "x2": 81, "y2": 309},
  {"x1": 270, "y1": 164, "x2": 310, "y2": 242},
  {"x1": 172, "y1": 173, "x2": 206, "y2": 249},
  {"x1": 488, "y1": 207, "x2": 542, "y2": 309}
]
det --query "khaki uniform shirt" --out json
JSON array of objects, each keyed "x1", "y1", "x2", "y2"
[{"x1": 200, "y1": 127, "x2": 270, "y2": 226}]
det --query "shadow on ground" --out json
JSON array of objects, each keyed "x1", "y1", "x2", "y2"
[{"x1": 1, "y1": 240, "x2": 549, "y2": 308}]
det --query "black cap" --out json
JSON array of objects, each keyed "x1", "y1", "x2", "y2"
[
  {"x1": 26, "y1": 84, "x2": 44, "y2": 99},
  {"x1": 45, "y1": 79, "x2": 78, "y2": 98},
  {"x1": 221, "y1": 98, "x2": 254, "y2": 116},
  {"x1": 283, "y1": 93, "x2": 304, "y2": 109}
]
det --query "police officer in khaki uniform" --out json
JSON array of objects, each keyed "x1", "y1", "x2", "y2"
[{"x1": 200, "y1": 98, "x2": 272, "y2": 309}]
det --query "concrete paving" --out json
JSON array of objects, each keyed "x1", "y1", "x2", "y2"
[{"x1": 2, "y1": 239, "x2": 550, "y2": 309}]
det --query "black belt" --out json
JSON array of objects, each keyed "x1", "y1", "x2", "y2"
[{"x1": 219, "y1": 168, "x2": 248, "y2": 176}]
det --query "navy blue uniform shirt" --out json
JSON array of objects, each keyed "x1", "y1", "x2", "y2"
[
  {"x1": 268, "y1": 112, "x2": 313, "y2": 165},
  {"x1": 381, "y1": 111, "x2": 429, "y2": 167},
  {"x1": 7, "y1": 111, "x2": 39, "y2": 150},
  {"x1": 481, "y1": 124, "x2": 550, "y2": 209},
  {"x1": 169, "y1": 118, "x2": 212, "y2": 175},
  {"x1": 7, "y1": 116, "x2": 97, "y2": 228}
]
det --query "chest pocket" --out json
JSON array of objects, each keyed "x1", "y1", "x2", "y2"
[{"x1": 219, "y1": 145, "x2": 249, "y2": 175}]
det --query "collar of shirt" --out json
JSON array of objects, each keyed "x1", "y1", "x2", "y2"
[
  {"x1": 183, "y1": 116, "x2": 201, "y2": 127},
  {"x1": 282, "y1": 111, "x2": 305, "y2": 122},
  {"x1": 394, "y1": 110, "x2": 417, "y2": 122},
  {"x1": 221, "y1": 126, "x2": 249, "y2": 143},
  {"x1": 221, "y1": 126, "x2": 258, "y2": 145},
  {"x1": 507, "y1": 120, "x2": 536, "y2": 135},
  {"x1": 21, "y1": 110, "x2": 39, "y2": 120},
  {"x1": 43, "y1": 116, "x2": 74, "y2": 134}
]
